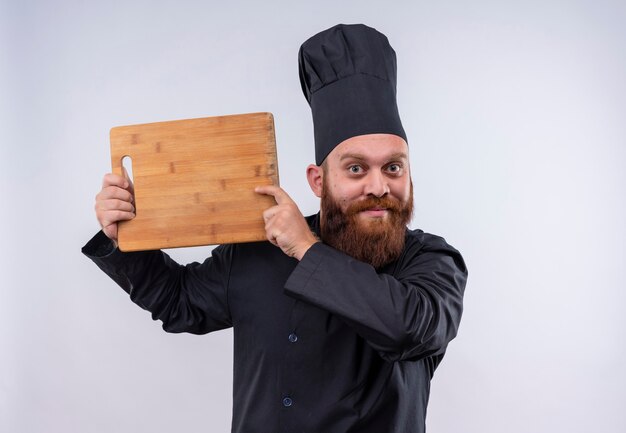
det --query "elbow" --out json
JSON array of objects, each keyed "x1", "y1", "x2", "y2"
[{"x1": 381, "y1": 301, "x2": 463, "y2": 362}]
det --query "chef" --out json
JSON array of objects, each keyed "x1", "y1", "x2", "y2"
[{"x1": 83, "y1": 23, "x2": 468, "y2": 433}]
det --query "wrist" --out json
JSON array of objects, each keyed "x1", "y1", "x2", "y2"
[{"x1": 295, "y1": 235, "x2": 319, "y2": 261}]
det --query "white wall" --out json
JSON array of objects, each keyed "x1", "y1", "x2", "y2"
[{"x1": 2, "y1": 0, "x2": 624, "y2": 432}]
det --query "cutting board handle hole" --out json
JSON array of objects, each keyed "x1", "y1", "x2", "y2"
[{"x1": 122, "y1": 155, "x2": 134, "y2": 184}]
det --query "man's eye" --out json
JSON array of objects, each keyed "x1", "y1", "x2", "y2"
[
  {"x1": 387, "y1": 164, "x2": 402, "y2": 173},
  {"x1": 349, "y1": 165, "x2": 362, "y2": 174}
]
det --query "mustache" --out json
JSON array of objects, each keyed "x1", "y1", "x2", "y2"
[{"x1": 345, "y1": 196, "x2": 404, "y2": 215}]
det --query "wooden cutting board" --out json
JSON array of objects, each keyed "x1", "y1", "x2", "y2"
[{"x1": 110, "y1": 112, "x2": 279, "y2": 252}]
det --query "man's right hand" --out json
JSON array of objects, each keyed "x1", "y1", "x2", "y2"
[{"x1": 95, "y1": 172, "x2": 136, "y2": 244}]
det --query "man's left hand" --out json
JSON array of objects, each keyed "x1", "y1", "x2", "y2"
[{"x1": 255, "y1": 185, "x2": 318, "y2": 260}]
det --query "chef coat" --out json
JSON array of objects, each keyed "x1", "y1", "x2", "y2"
[{"x1": 82, "y1": 213, "x2": 467, "y2": 433}]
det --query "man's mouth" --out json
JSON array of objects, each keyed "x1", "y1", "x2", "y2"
[
  {"x1": 360, "y1": 207, "x2": 389, "y2": 218},
  {"x1": 346, "y1": 196, "x2": 402, "y2": 218}
]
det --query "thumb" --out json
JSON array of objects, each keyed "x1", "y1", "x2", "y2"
[{"x1": 122, "y1": 166, "x2": 135, "y2": 195}]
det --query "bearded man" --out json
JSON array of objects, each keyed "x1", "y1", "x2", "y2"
[{"x1": 83, "y1": 24, "x2": 467, "y2": 433}]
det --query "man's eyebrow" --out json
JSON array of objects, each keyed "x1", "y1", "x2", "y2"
[
  {"x1": 386, "y1": 152, "x2": 409, "y2": 161},
  {"x1": 339, "y1": 152, "x2": 408, "y2": 162},
  {"x1": 339, "y1": 153, "x2": 367, "y2": 162}
]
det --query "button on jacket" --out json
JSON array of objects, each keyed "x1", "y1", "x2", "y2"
[{"x1": 82, "y1": 214, "x2": 467, "y2": 433}]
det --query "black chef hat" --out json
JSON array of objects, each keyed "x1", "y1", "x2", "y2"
[{"x1": 298, "y1": 23, "x2": 407, "y2": 165}]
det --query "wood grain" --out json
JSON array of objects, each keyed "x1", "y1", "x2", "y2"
[{"x1": 110, "y1": 112, "x2": 278, "y2": 251}]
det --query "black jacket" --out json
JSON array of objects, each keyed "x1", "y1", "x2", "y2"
[{"x1": 82, "y1": 214, "x2": 467, "y2": 433}]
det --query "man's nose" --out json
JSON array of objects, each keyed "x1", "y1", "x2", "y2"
[{"x1": 364, "y1": 171, "x2": 390, "y2": 197}]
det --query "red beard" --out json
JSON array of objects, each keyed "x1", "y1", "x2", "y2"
[{"x1": 320, "y1": 180, "x2": 414, "y2": 269}]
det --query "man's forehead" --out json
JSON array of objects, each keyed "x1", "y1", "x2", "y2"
[
  {"x1": 330, "y1": 133, "x2": 409, "y2": 162},
  {"x1": 339, "y1": 151, "x2": 408, "y2": 162}
]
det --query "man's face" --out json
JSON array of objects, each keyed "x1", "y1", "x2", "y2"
[
  {"x1": 321, "y1": 133, "x2": 412, "y2": 221},
  {"x1": 308, "y1": 133, "x2": 414, "y2": 268}
]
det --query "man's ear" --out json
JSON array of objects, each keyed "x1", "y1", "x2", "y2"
[{"x1": 306, "y1": 164, "x2": 323, "y2": 198}]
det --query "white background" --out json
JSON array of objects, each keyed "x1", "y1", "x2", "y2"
[{"x1": 2, "y1": 0, "x2": 625, "y2": 432}]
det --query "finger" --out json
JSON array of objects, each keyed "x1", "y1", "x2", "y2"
[
  {"x1": 102, "y1": 173, "x2": 130, "y2": 190},
  {"x1": 103, "y1": 185, "x2": 134, "y2": 201},
  {"x1": 255, "y1": 185, "x2": 294, "y2": 205},
  {"x1": 97, "y1": 185, "x2": 134, "y2": 203},
  {"x1": 122, "y1": 166, "x2": 135, "y2": 195},
  {"x1": 102, "y1": 223, "x2": 118, "y2": 242},
  {"x1": 262, "y1": 205, "x2": 292, "y2": 225},
  {"x1": 101, "y1": 210, "x2": 136, "y2": 225},
  {"x1": 262, "y1": 205, "x2": 279, "y2": 224},
  {"x1": 97, "y1": 198, "x2": 135, "y2": 213},
  {"x1": 263, "y1": 221, "x2": 278, "y2": 245}
]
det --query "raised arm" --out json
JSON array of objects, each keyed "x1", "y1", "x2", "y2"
[
  {"x1": 284, "y1": 234, "x2": 467, "y2": 362},
  {"x1": 83, "y1": 173, "x2": 232, "y2": 334}
]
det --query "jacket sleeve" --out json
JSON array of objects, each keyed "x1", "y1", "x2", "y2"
[
  {"x1": 284, "y1": 232, "x2": 467, "y2": 362},
  {"x1": 81, "y1": 231, "x2": 233, "y2": 334}
]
